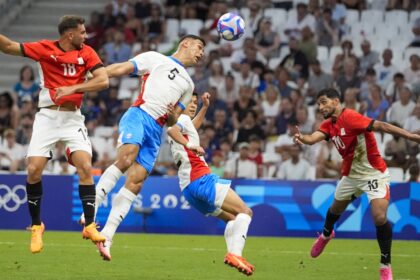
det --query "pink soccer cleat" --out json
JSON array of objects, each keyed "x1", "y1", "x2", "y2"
[
  {"x1": 380, "y1": 266, "x2": 393, "y2": 280},
  {"x1": 310, "y1": 230, "x2": 335, "y2": 258},
  {"x1": 97, "y1": 239, "x2": 112, "y2": 261}
]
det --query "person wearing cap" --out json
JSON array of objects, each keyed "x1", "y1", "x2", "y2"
[
  {"x1": 224, "y1": 142, "x2": 258, "y2": 179},
  {"x1": 0, "y1": 129, "x2": 26, "y2": 173}
]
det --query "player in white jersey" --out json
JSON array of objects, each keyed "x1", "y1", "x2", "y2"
[
  {"x1": 167, "y1": 93, "x2": 255, "y2": 276},
  {"x1": 80, "y1": 35, "x2": 206, "y2": 261}
]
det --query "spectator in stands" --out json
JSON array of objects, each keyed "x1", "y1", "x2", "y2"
[
  {"x1": 0, "y1": 129, "x2": 26, "y2": 173},
  {"x1": 388, "y1": 86, "x2": 416, "y2": 127},
  {"x1": 359, "y1": 68, "x2": 377, "y2": 101},
  {"x1": 359, "y1": 40, "x2": 379, "y2": 76},
  {"x1": 332, "y1": 40, "x2": 358, "y2": 76},
  {"x1": 407, "y1": 163, "x2": 419, "y2": 182},
  {"x1": 233, "y1": 85, "x2": 257, "y2": 125},
  {"x1": 231, "y1": 38, "x2": 266, "y2": 71},
  {"x1": 290, "y1": 88, "x2": 305, "y2": 109},
  {"x1": 0, "y1": 91, "x2": 18, "y2": 135},
  {"x1": 100, "y1": 86, "x2": 122, "y2": 126},
  {"x1": 243, "y1": 1, "x2": 264, "y2": 36},
  {"x1": 224, "y1": 142, "x2": 258, "y2": 179},
  {"x1": 385, "y1": 73, "x2": 410, "y2": 103},
  {"x1": 233, "y1": 61, "x2": 260, "y2": 89},
  {"x1": 254, "y1": 17, "x2": 281, "y2": 59},
  {"x1": 374, "y1": 49, "x2": 399, "y2": 90},
  {"x1": 134, "y1": 0, "x2": 152, "y2": 19},
  {"x1": 218, "y1": 73, "x2": 238, "y2": 109},
  {"x1": 204, "y1": 87, "x2": 228, "y2": 123},
  {"x1": 16, "y1": 113, "x2": 33, "y2": 146},
  {"x1": 315, "y1": 8, "x2": 339, "y2": 48},
  {"x1": 408, "y1": 18, "x2": 420, "y2": 48},
  {"x1": 275, "y1": 144, "x2": 312, "y2": 180},
  {"x1": 323, "y1": 0, "x2": 347, "y2": 37},
  {"x1": 366, "y1": 84, "x2": 389, "y2": 122},
  {"x1": 102, "y1": 3, "x2": 117, "y2": 29},
  {"x1": 384, "y1": 122, "x2": 409, "y2": 169},
  {"x1": 275, "y1": 97, "x2": 295, "y2": 135},
  {"x1": 403, "y1": 54, "x2": 420, "y2": 92},
  {"x1": 208, "y1": 60, "x2": 225, "y2": 95},
  {"x1": 316, "y1": 141, "x2": 341, "y2": 179},
  {"x1": 112, "y1": 0, "x2": 128, "y2": 16},
  {"x1": 261, "y1": 85, "x2": 281, "y2": 118},
  {"x1": 281, "y1": 37, "x2": 310, "y2": 79},
  {"x1": 386, "y1": 0, "x2": 414, "y2": 11},
  {"x1": 125, "y1": 5, "x2": 144, "y2": 40},
  {"x1": 275, "y1": 119, "x2": 299, "y2": 155},
  {"x1": 336, "y1": 58, "x2": 361, "y2": 99},
  {"x1": 296, "y1": 106, "x2": 314, "y2": 134},
  {"x1": 285, "y1": 2, "x2": 316, "y2": 39},
  {"x1": 103, "y1": 31, "x2": 132, "y2": 64},
  {"x1": 343, "y1": 88, "x2": 366, "y2": 114},
  {"x1": 209, "y1": 150, "x2": 225, "y2": 177},
  {"x1": 403, "y1": 104, "x2": 420, "y2": 134},
  {"x1": 276, "y1": 68, "x2": 293, "y2": 98},
  {"x1": 213, "y1": 108, "x2": 234, "y2": 143},
  {"x1": 86, "y1": 11, "x2": 105, "y2": 50},
  {"x1": 298, "y1": 26, "x2": 317, "y2": 65},
  {"x1": 191, "y1": 63, "x2": 209, "y2": 95},
  {"x1": 236, "y1": 110, "x2": 265, "y2": 144},
  {"x1": 144, "y1": 4, "x2": 167, "y2": 44},
  {"x1": 248, "y1": 135, "x2": 264, "y2": 177},
  {"x1": 307, "y1": 60, "x2": 334, "y2": 103},
  {"x1": 13, "y1": 65, "x2": 39, "y2": 107},
  {"x1": 341, "y1": 0, "x2": 366, "y2": 10}
]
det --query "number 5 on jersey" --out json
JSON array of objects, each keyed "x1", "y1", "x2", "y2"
[{"x1": 168, "y1": 68, "x2": 179, "y2": 80}]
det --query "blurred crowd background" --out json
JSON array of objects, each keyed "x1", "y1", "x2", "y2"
[{"x1": 0, "y1": 0, "x2": 419, "y2": 181}]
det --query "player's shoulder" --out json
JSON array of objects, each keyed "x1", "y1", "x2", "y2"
[
  {"x1": 178, "y1": 114, "x2": 192, "y2": 123},
  {"x1": 342, "y1": 108, "x2": 365, "y2": 121},
  {"x1": 132, "y1": 51, "x2": 166, "y2": 61}
]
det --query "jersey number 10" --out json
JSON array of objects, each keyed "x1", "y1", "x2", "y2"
[{"x1": 61, "y1": 63, "x2": 76, "y2": 76}]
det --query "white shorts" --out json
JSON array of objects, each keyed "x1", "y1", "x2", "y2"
[
  {"x1": 335, "y1": 172, "x2": 391, "y2": 202},
  {"x1": 27, "y1": 108, "x2": 92, "y2": 159}
]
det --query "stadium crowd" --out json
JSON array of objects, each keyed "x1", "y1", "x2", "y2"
[{"x1": 0, "y1": 0, "x2": 419, "y2": 181}]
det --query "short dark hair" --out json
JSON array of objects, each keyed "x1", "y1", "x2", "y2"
[
  {"x1": 316, "y1": 88, "x2": 341, "y2": 100},
  {"x1": 192, "y1": 92, "x2": 198, "y2": 97},
  {"x1": 58, "y1": 15, "x2": 85, "y2": 35},
  {"x1": 20, "y1": 65, "x2": 34, "y2": 82},
  {"x1": 179, "y1": 34, "x2": 206, "y2": 47}
]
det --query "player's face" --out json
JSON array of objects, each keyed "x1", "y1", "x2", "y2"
[
  {"x1": 185, "y1": 95, "x2": 198, "y2": 118},
  {"x1": 69, "y1": 24, "x2": 87, "y2": 50},
  {"x1": 317, "y1": 96, "x2": 339, "y2": 119},
  {"x1": 188, "y1": 40, "x2": 205, "y2": 66}
]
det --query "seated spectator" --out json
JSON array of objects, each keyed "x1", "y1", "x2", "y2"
[
  {"x1": 191, "y1": 63, "x2": 209, "y2": 95},
  {"x1": 342, "y1": 88, "x2": 366, "y2": 114},
  {"x1": 102, "y1": 3, "x2": 117, "y2": 29},
  {"x1": 233, "y1": 61, "x2": 260, "y2": 89},
  {"x1": 16, "y1": 113, "x2": 34, "y2": 145},
  {"x1": 407, "y1": 163, "x2": 419, "y2": 182},
  {"x1": 0, "y1": 129, "x2": 26, "y2": 173},
  {"x1": 296, "y1": 106, "x2": 314, "y2": 134},
  {"x1": 359, "y1": 68, "x2": 377, "y2": 101},
  {"x1": 275, "y1": 97, "x2": 296, "y2": 135},
  {"x1": 384, "y1": 123, "x2": 409, "y2": 169},
  {"x1": 324, "y1": 0, "x2": 348, "y2": 37},
  {"x1": 385, "y1": 73, "x2": 411, "y2": 103},
  {"x1": 280, "y1": 38, "x2": 310, "y2": 79},
  {"x1": 13, "y1": 65, "x2": 39, "y2": 107},
  {"x1": 388, "y1": 86, "x2": 416, "y2": 127},
  {"x1": 134, "y1": 0, "x2": 152, "y2": 19},
  {"x1": 403, "y1": 104, "x2": 420, "y2": 134},
  {"x1": 213, "y1": 108, "x2": 234, "y2": 143},
  {"x1": 307, "y1": 60, "x2": 334, "y2": 104},
  {"x1": 336, "y1": 59, "x2": 361, "y2": 99},
  {"x1": 204, "y1": 87, "x2": 228, "y2": 123},
  {"x1": 233, "y1": 85, "x2": 257, "y2": 126},
  {"x1": 85, "y1": 11, "x2": 105, "y2": 50},
  {"x1": 112, "y1": 0, "x2": 128, "y2": 16},
  {"x1": 208, "y1": 60, "x2": 225, "y2": 95},
  {"x1": 231, "y1": 38, "x2": 267, "y2": 72},
  {"x1": 261, "y1": 85, "x2": 281, "y2": 118},
  {"x1": 102, "y1": 31, "x2": 132, "y2": 64},
  {"x1": 144, "y1": 4, "x2": 167, "y2": 44},
  {"x1": 359, "y1": 40, "x2": 379, "y2": 76},
  {"x1": 366, "y1": 84, "x2": 389, "y2": 121},
  {"x1": 332, "y1": 40, "x2": 358, "y2": 76},
  {"x1": 125, "y1": 5, "x2": 144, "y2": 40},
  {"x1": 316, "y1": 8, "x2": 339, "y2": 48},
  {"x1": 100, "y1": 86, "x2": 122, "y2": 126},
  {"x1": 276, "y1": 68, "x2": 294, "y2": 98},
  {"x1": 275, "y1": 144, "x2": 312, "y2": 180},
  {"x1": 284, "y1": 2, "x2": 316, "y2": 39},
  {"x1": 298, "y1": 26, "x2": 317, "y2": 64},
  {"x1": 248, "y1": 135, "x2": 264, "y2": 177},
  {"x1": 0, "y1": 91, "x2": 19, "y2": 135},
  {"x1": 316, "y1": 141, "x2": 342, "y2": 179},
  {"x1": 408, "y1": 17, "x2": 420, "y2": 48},
  {"x1": 403, "y1": 54, "x2": 420, "y2": 91},
  {"x1": 224, "y1": 142, "x2": 258, "y2": 179},
  {"x1": 236, "y1": 110, "x2": 265, "y2": 144},
  {"x1": 275, "y1": 119, "x2": 299, "y2": 155},
  {"x1": 218, "y1": 73, "x2": 238, "y2": 109},
  {"x1": 243, "y1": 1, "x2": 264, "y2": 37},
  {"x1": 209, "y1": 150, "x2": 225, "y2": 177},
  {"x1": 374, "y1": 49, "x2": 399, "y2": 90},
  {"x1": 290, "y1": 89, "x2": 304, "y2": 109},
  {"x1": 254, "y1": 17, "x2": 281, "y2": 59}
]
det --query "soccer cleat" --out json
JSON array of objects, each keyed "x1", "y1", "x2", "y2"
[
  {"x1": 29, "y1": 223, "x2": 45, "y2": 254},
  {"x1": 97, "y1": 239, "x2": 112, "y2": 261},
  {"x1": 380, "y1": 266, "x2": 393, "y2": 280},
  {"x1": 224, "y1": 253, "x2": 254, "y2": 276},
  {"x1": 310, "y1": 230, "x2": 335, "y2": 258},
  {"x1": 82, "y1": 222, "x2": 106, "y2": 243}
]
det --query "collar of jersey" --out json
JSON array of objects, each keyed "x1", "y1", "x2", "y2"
[{"x1": 168, "y1": 56, "x2": 185, "y2": 68}]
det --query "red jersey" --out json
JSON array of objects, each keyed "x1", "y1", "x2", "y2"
[
  {"x1": 21, "y1": 40, "x2": 103, "y2": 108},
  {"x1": 319, "y1": 109, "x2": 387, "y2": 178}
]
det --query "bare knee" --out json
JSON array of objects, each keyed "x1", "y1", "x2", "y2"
[
  {"x1": 76, "y1": 162, "x2": 92, "y2": 181},
  {"x1": 373, "y1": 212, "x2": 387, "y2": 226},
  {"x1": 240, "y1": 207, "x2": 253, "y2": 218},
  {"x1": 125, "y1": 175, "x2": 146, "y2": 194},
  {"x1": 116, "y1": 154, "x2": 136, "y2": 172},
  {"x1": 27, "y1": 163, "x2": 43, "y2": 182}
]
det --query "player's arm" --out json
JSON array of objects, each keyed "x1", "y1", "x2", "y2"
[
  {"x1": 294, "y1": 126, "x2": 327, "y2": 145},
  {"x1": 167, "y1": 125, "x2": 205, "y2": 156},
  {"x1": 192, "y1": 92, "x2": 210, "y2": 129},
  {"x1": 106, "y1": 61, "x2": 135, "y2": 78},
  {"x1": 167, "y1": 103, "x2": 184, "y2": 127},
  {"x1": 0, "y1": 34, "x2": 22, "y2": 56},
  {"x1": 372, "y1": 121, "x2": 420, "y2": 143}
]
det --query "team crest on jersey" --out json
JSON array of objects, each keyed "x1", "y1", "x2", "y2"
[
  {"x1": 77, "y1": 57, "x2": 84, "y2": 65},
  {"x1": 340, "y1": 128, "x2": 346, "y2": 136}
]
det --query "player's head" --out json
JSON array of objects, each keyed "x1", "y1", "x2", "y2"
[
  {"x1": 316, "y1": 88, "x2": 341, "y2": 119},
  {"x1": 185, "y1": 92, "x2": 198, "y2": 118},
  {"x1": 176, "y1": 35, "x2": 206, "y2": 67},
  {"x1": 58, "y1": 15, "x2": 87, "y2": 50}
]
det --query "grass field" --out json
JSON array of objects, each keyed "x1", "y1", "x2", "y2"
[{"x1": 0, "y1": 231, "x2": 419, "y2": 280}]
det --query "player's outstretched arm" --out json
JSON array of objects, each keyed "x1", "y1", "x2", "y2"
[
  {"x1": 373, "y1": 121, "x2": 420, "y2": 143},
  {"x1": 192, "y1": 92, "x2": 210, "y2": 129},
  {"x1": 106, "y1": 61, "x2": 135, "y2": 78},
  {"x1": 0, "y1": 34, "x2": 22, "y2": 56},
  {"x1": 294, "y1": 126, "x2": 327, "y2": 145},
  {"x1": 167, "y1": 125, "x2": 205, "y2": 156}
]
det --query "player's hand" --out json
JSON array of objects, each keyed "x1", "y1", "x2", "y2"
[
  {"x1": 55, "y1": 86, "x2": 76, "y2": 101},
  {"x1": 293, "y1": 125, "x2": 304, "y2": 145},
  {"x1": 201, "y1": 92, "x2": 210, "y2": 107},
  {"x1": 189, "y1": 145, "x2": 205, "y2": 156}
]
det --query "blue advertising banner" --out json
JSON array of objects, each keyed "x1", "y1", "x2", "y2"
[{"x1": 1, "y1": 175, "x2": 419, "y2": 240}]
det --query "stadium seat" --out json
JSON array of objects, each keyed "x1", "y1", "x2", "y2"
[
  {"x1": 404, "y1": 48, "x2": 419, "y2": 60},
  {"x1": 165, "y1": 18, "x2": 180, "y2": 43},
  {"x1": 317, "y1": 46, "x2": 329, "y2": 62},
  {"x1": 385, "y1": 10, "x2": 409, "y2": 28},
  {"x1": 350, "y1": 21, "x2": 375, "y2": 38},
  {"x1": 287, "y1": 9, "x2": 297, "y2": 21},
  {"x1": 329, "y1": 46, "x2": 341, "y2": 63},
  {"x1": 264, "y1": 8, "x2": 287, "y2": 30},
  {"x1": 375, "y1": 23, "x2": 399, "y2": 41},
  {"x1": 180, "y1": 19, "x2": 203, "y2": 37},
  {"x1": 361, "y1": 10, "x2": 384, "y2": 25},
  {"x1": 388, "y1": 167, "x2": 405, "y2": 182},
  {"x1": 346, "y1": 10, "x2": 360, "y2": 24}
]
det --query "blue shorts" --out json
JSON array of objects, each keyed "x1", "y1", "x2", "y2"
[
  {"x1": 182, "y1": 174, "x2": 231, "y2": 216},
  {"x1": 118, "y1": 107, "x2": 163, "y2": 173}
]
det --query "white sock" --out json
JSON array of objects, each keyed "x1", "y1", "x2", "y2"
[
  {"x1": 224, "y1": 220, "x2": 235, "y2": 253},
  {"x1": 101, "y1": 187, "x2": 136, "y2": 240},
  {"x1": 230, "y1": 213, "x2": 252, "y2": 256}
]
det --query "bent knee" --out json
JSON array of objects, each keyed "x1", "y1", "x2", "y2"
[
  {"x1": 76, "y1": 162, "x2": 92, "y2": 178},
  {"x1": 27, "y1": 164, "x2": 43, "y2": 181},
  {"x1": 240, "y1": 207, "x2": 253, "y2": 218},
  {"x1": 373, "y1": 213, "x2": 388, "y2": 226}
]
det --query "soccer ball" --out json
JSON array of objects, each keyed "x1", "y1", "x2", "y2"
[{"x1": 217, "y1": 12, "x2": 245, "y2": 41}]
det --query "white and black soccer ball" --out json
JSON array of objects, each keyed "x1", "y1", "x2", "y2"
[{"x1": 217, "y1": 12, "x2": 245, "y2": 41}]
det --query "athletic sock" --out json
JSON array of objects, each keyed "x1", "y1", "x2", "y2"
[
  {"x1": 95, "y1": 164, "x2": 123, "y2": 214},
  {"x1": 79, "y1": 185, "x2": 96, "y2": 226},
  {"x1": 224, "y1": 220, "x2": 235, "y2": 252},
  {"x1": 101, "y1": 187, "x2": 137, "y2": 240},
  {"x1": 322, "y1": 208, "x2": 341, "y2": 237},
  {"x1": 26, "y1": 181, "x2": 43, "y2": 226},
  {"x1": 230, "y1": 213, "x2": 252, "y2": 256},
  {"x1": 376, "y1": 221, "x2": 392, "y2": 265}
]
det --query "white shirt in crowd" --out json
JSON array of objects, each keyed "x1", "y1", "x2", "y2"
[
  {"x1": 388, "y1": 100, "x2": 416, "y2": 127},
  {"x1": 276, "y1": 158, "x2": 312, "y2": 180},
  {"x1": 404, "y1": 116, "x2": 420, "y2": 133},
  {"x1": 0, "y1": 142, "x2": 26, "y2": 169},
  {"x1": 261, "y1": 99, "x2": 281, "y2": 118},
  {"x1": 224, "y1": 157, "x2": 258, "y2": 179}
]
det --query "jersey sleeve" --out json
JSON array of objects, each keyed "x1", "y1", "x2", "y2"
[
  {"x1": 345, "y1": 110, "x2": 375, "y2": 132},
  {"x1": 20, "y1": 42, "x2": 44, "y2": 61},
  {"x1": 129, "y1": 51, "x2": 159, "y2": 76},
  {"x1": 318, "y1": 120, "x2": 331, "y2": 140},
  {"x1": 84, "y1": 46, "x2": 103, "y2": 72},
  {"x1": 175, "y1": 115, "x2": 190, "y2": 134}
]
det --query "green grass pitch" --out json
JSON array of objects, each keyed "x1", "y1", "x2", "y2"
[{"x1": 0, "y1": 230, "x2": 419, "y2": 280}]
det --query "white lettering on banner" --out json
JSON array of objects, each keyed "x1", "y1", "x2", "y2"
[
  {"x1": 0, "y1": 184, "x2": 27, "y2": 212},
  {"x1": 108, "y1": 193, "x2": 191, "y2": 210},
  {"x1": 163, "y1": 195, "x2": 177, "y2": 209}
]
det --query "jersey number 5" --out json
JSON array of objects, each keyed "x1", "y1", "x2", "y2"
[
  {"x1": 168, "y1": 68, "x2": 179, "y2": 80},
  {"x1": 61, "y1": 63, "x2": 76, "y2": 76}
]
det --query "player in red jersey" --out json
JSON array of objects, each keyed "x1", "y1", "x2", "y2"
[
  {"x1": 0, "y1": 15, "x2": 109, "y2": 253},
  {"x1": 294, "y1": 88, "x2": 420, "y2": 280}
]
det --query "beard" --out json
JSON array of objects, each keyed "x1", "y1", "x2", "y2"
[{"x1": 323, "y1": 108, "x2": 335, "y2": 119}]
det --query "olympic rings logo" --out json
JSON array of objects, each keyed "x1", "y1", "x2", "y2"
[{"x1": 0, "y1": 184, "x2": 27, "y2": 212}]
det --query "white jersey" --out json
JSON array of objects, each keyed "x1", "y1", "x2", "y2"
[
  {"x1": 169, "y1": 114, "x2": 211, "y2": 190},
  {"x1": 130, "y1": 51, "x2": 194, "y2": 125}
]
